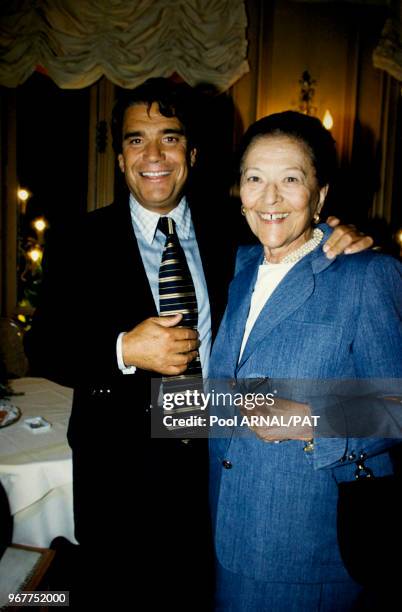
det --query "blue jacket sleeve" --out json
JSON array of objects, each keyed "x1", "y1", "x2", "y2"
[{"x1": 312, "y1": 255, "x2": 402, "y2": 470}]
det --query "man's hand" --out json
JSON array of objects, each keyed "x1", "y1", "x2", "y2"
[
  {"x1": 122, "y1": 314, "x2": 200, "y2": 375},
  {"x1": 323, "y1": 216, "x2": 373, "y2": 259}
]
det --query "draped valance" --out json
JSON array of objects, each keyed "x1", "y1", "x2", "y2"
[
  {"x1": 373, "y1": 17, "x2": 402, "y2": 84},
  {"x1": 0, "y1": 0, "x2": 249, "y2": 90}
]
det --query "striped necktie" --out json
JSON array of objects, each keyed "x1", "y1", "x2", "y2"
[
  {"x1": 157, "y1": 217, "x2": 204, "y2": 431},
  {"x1": 158, "y1": 216, "x2": 202, "y2": 378}
]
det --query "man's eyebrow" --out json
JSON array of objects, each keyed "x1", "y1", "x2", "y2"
[
  {"x1": 162, "y1": 128, "x2": 185, "y2": 136},
  {"x1": 123, "y1": 128, "x2": 185, "y2": 140},
  {"x1": 123, "y1": 130, "x2": 142, "y2": 140}
]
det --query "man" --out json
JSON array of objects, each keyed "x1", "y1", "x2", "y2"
[{"x1": 25, "y1": 78, "x2": 371, "y2": 608}]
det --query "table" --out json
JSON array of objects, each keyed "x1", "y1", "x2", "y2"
[{"x1": 0, "y1": 377, "x2": 76, "y2": 547}]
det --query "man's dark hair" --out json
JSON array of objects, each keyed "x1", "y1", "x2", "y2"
[
  {"x1": 238, "y1": 110, "x2": 338, "y2": 187},
  {"x1": 111, "y1": 77, "x2": 197, "y2": 154}
]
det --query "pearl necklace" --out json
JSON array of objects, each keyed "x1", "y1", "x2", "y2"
[{"x1": 263, "y1": 228, "x2": 324, "y2": 265}]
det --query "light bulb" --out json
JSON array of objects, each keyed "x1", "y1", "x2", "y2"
[
  {"x1": 33, "y1": 217, "x2": 47, "y2": 232},
  {"x1": 322, "y1": 110, "x2": 333, "y2": 130},
  {"x1": 27, "y1": 247, "x2": 42, "y2": 263},
  {"x1": 18, "y1": 188, "x2": 30, "y2": 201}
]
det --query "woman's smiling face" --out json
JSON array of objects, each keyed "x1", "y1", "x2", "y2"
[{"x1": 240, "y1": 135, "x2": 328, "y2": 263}]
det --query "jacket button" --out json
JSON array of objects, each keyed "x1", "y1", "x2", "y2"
[{"x1": 222, "y1": 459, "x2": 232, "y2": 469}]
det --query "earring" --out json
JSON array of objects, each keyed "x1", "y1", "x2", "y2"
[
  {"x1": 241, "y1": 206, "x2": 247, "y2": 216},
  {"x1": 313, "y1": 212, "x2": 320, "y2": 224}
]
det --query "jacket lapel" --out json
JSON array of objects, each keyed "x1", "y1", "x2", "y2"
[
  {"x1": 237, "y1": 258, "x2": 315, "y2": 371},
  {"x1": 225, "y1": 249, "x2": 262, "y2": 372},
  {"x1": 235, "y1": 226, "x2": 336, "y2": 372},
  {"x1": 110, "y1": 198, "x2": 158, "y2": 325}
]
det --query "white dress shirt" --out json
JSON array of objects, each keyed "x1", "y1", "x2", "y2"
[{"x1": 117, "y1": 195, "x2": 212, "y2": 376}]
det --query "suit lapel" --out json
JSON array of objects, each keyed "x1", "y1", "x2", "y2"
[
  {"x1": 110, "y1": 198, "x2": 158, "y2": 324},
  {"x1": 237, "y1": 257, "x2": 315, "y2": 370},
  {"x1": 225, "y1": 249, "x2": 262, "y2": 372},
  {"x1": 235, "y1": 226, "x2": 336, "y2": 372}
]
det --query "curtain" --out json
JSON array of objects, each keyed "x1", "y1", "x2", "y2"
[
  {"x1": 291, "y1": 1, "x2": 392, "y2": 4},
  {"x1": 373, "y1": 17, "x2": 402, "y2": 84},
  {"x1": 0, "y1": 0, "x2": 249, "y2": 90}
]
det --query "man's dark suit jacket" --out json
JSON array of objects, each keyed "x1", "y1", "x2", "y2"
[{"x1": 25, "y1": 193, "x2": 236, "y2": 606}]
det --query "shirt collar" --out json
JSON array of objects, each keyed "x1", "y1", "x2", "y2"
[{"x1": 129, "y1": 194, "x2": 191, "y2": 245}]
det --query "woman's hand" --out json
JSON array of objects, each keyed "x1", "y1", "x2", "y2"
[
  {"x1": 323, "y1": 216, "x2": 373, "y2": 259},
  {"x1": 240, "y1": 397, "x2": 314, "y2": 442}
]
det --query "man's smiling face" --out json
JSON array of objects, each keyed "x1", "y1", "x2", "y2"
[{"x1": 118, "y1": 102, "x2": 196, "y2": 214}]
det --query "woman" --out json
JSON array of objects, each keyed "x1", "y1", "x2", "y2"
[{"x1": 209, "y1": 111, "x2": 402, "y2": 611}]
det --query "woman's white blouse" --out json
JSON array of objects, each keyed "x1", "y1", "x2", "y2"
[{"x1": 239, "y1": 260, "x2": 297, "y2": 361}]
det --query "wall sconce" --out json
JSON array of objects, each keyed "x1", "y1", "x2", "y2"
[
  {"x1": 298, "y1": 70, "x2": 317, "y2": 116},
  {"x1": 26, "y1": 246, "x2": 43, "y2": 264},
  {"x1": 21, "y1": 242, "x2": 43, "y2": 282},
  {"x1": 32, "y1": 216, "x2": 48, "y2": 245},
  {"x1": 298, "y1": 72, "x2": 334, "y2": 131},
  {"x1": 32, "y1": 217, "x2": 46, "y2": 233},
  {"x1": 17, "y1": 187, "x2": 31, "y2": 215}
]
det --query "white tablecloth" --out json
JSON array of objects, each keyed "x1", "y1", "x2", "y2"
[{"x1": 0, "y1": 377, "x2": 76, "y2": 547}]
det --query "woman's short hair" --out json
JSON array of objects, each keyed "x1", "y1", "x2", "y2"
[
  {"x1": 239, "y1": 111, "x2": 338, "y2": 187},
  {"x1": 111, "y1": 77, "x2": 196, "y2": 154}
]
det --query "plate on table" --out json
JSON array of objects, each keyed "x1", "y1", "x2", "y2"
[{"x1": 0, "y1": 402, "x2": 21, "y2": 428}]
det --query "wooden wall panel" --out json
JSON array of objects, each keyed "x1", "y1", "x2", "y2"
[{"x1": 229, "y1": 0, "x2": 398, "y2": 233}]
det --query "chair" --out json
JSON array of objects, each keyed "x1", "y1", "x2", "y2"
[
  {"x1": 0, "y1": 318, "x2": 29, "y2": 379},
  {"x1": 0, "y1": 483, "x2": 55, "y2": 610},
  {"x1": 0, "y1": 545, "x2": 55, "y2": 608}
]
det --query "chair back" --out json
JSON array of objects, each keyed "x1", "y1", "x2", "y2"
[{"x1": 0, "y1": 318, "x2": 29, "y2": 378}]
